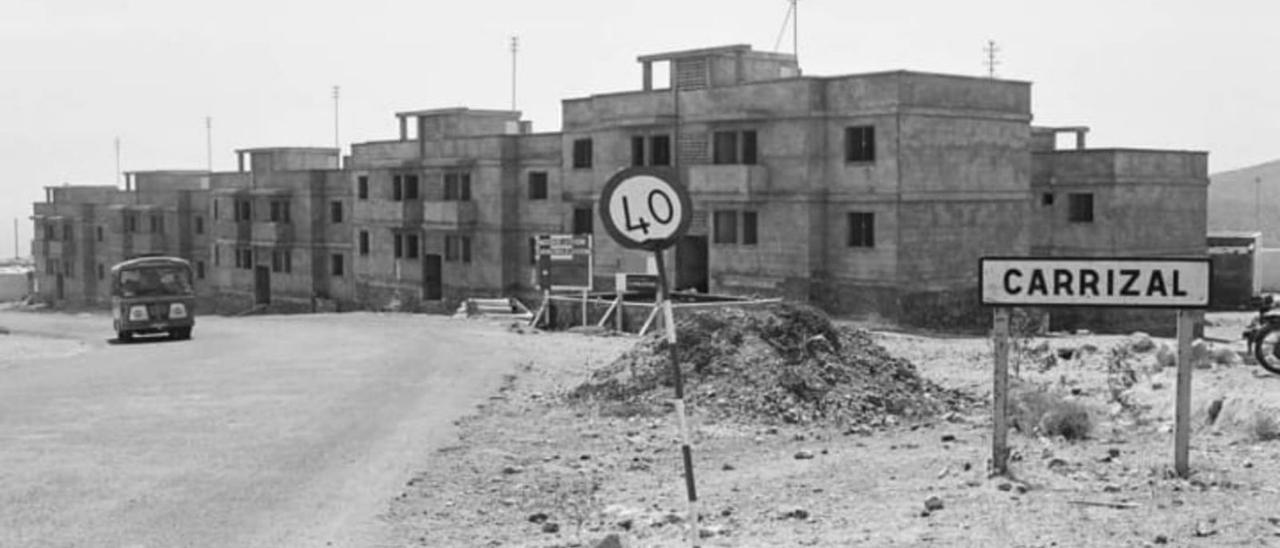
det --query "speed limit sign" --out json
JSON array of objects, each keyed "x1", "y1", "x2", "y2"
[
  {"x1": 597, "y1": 167, "x2": 692, "y2": 250},
  {"x1": 598, "y1": 167, "x2": 693, "y2": 251}
]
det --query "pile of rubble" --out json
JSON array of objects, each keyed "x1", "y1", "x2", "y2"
[{"x1": 569, "y1": 304, "x2": 972, "y2": 427}]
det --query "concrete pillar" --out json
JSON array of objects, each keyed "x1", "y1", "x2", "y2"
[
  {"x1": 237, "y1": 152, "x2": 245, "y2": 173},
  {"x1": 642, "y1": 61, "x2": 653, "y2": 91},
  {"x1": 1075, "y1": 130, "x2": 1087, "y2": 150},
  {"x1": 399, "y1": 116, "x2": 408, "y2": 141}
]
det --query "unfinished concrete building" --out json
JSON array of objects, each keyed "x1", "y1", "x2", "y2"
[{"x1": 208, "y1": 147, "x2": 350, "y2": 312}]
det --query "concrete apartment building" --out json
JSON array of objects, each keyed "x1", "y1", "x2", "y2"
[
  {"x1": 565, "y1": 45, "x2": 1032, "y2": 325},
  {"x1": 31, "y1": 171, "x2": 211, "y2": 304},
  {"x1": 346, "y1": 107, "x2": 562, "y2": 312},
  {"x1": 207, "y1": 147, "x2": 350, "y2": 311},
  {"x1": 28, "y1": 43, "x2": 1209, "y2": 330}
]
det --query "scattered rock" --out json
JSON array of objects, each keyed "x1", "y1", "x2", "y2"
[
  {"x1": 1194, "y1": 520, "x2": 1217, "y2": 537},
  {"x1": 501, "y1": 465, "x2": 524, "y2": 475},
  {"x1": 1152, "y1": 381, "x2": 1164, "y2": 390},
  {"x1": 593, "y1": 533, "x2": 627, "y2": 548},
  {"x1": 1156, "y1": 344, "x2": 1176, "y2": 370},
  {"x1": 778, "y1": 506, "x2": 810, "y2": 520},
  {"x1": 1047, "y1": 458, "x2": 1068, "y2": 469},
  {"x1": 1154, "y1": 534, "x2": 1169, "y2": 544},
  {"x1": 1103, "y1": 484, "x2": 1121, "y2": 493},
  {"x1": 1207, "y1": 398, "x2": 1225, "y2": 425},
  {"x1": 1210, "y1": 346, "x2": 1242, "y2": 367},
  {"x1": 1056, "y1": 347, "x2": 1076, "y2": 360},
  {"x1": 1245, "y1": 461, "x2": 1254, "y2": 469},
  {"x1": 794, "y1": 450, "x2": 815, "y2": 460},
  {"x1": 941, "y1": 434, "x2": 956, "y2": 443},
  {"x1": 1129, "y1": 332, "x2": 1156, "y2": 353},
  {"x1": 542, "y1": 522, "x2": 560, "y2": 534},
  {"x1": 997, "y1": 482, "x2": 1012, "y2": 492},
  {"x1": 528, "y1": 512, "x2": 550, "y2": 524},
  {"x1": 699, "y1": 525, "x2": 729, "y2": 538},
  {"x1": 721, "y1": 463, "x2": 736, "y2": 471},
  {"x1": 1080, "y1": 343, "x2": 1099, "y2": 354},
  {"x1": 924, "y1": 496, "x2": 944, "y2": 512},
  {"x1": 1108, "y1": 448, "x2": 1121, "y2": 459}
]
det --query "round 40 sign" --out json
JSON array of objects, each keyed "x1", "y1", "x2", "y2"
[{"x1": 598, "y1": 167, "x2": 693, "y2": 251}]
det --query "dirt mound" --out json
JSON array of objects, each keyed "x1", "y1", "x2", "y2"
[{"x1": 568, "y1": 304, "x2": 973, "y2": 427}]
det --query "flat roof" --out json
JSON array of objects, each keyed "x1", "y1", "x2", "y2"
[
  {"x1": 234, "y1": 147, "x2": 338, "y2": 154},
  {"x1": 124, "y1": 170, "x2": 209, "y2": 175},
  {"x1": 1034, "y1": 147, "x2": 1209, "y2": 156},
  {"x1": 394, "y1": 107, "x2": 522, "y2": 118},
  {"x1": 638, "y1": 44, "x2": 761, "y2": 62}
]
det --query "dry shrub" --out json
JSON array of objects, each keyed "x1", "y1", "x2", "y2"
[
  {"x1": 1250, "y1": 411, "x2": 1280, "y2": 442},
  {"x1": 1008, "y1": 383, "x2": 1092, "y2": 440}
]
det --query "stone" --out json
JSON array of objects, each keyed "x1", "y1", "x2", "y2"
[
  {"x1": 501, "y1": 465, "x2": 524, "y2": 475},
  {"x1": 699, "y1": 525, "x2": 728, "y2": 538},
  {"x1": 528, "y1": 512, "x2": 550, "y2": 524},
  {"x1": 1103, "y1": 484, "x2": 1121, "y2": 493},
  {"x1": 1194, "y1": 521, "x2": 1218, "y2": 537},
  {"x1": 722, "y1": 463, "x2": 736, "y2": 471},
  {"x1": 941, "y1": 434, "x2": 956, "y2": 443},
  {"x1": 794, "y1": 450, "x2": 816, "y2": 460},
  {"x1": 1154, "y1": 534, "x2": 1169, "y2": 544},
  {"x1": 541, "y1": 522, "x2": 560, "y2": 534},
  {"x1": 1129, "y1": 332, "x2": 1156, "y2": 352},
  {"x1": 778, "y1": 506, "x2": 810, "y2": 520},
  {"x1": 997, "y1": 482, "x2": 1012, "y2": 492},
  {"x1": 593, "y1": 533, "x2": 627, "y2": 548},
  {"x1": 924, "y1": 496, "x2": 944, "y2": 511}
]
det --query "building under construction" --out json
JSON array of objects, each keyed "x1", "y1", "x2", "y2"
[{"x1": 29, "y1": 44, "x2": 1209, "y2": 328}]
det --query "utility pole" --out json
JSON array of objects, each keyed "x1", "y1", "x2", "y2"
[
  {"x1": 792, "y1": 0, "x2": 798, "y2": 62},
  {"x1": 510, "y1": 36, "x2": 519, "y2": 111},
  {"x1": 205, "y1": 116, "x2": 213, "y2": 172},
  {"x1": 1257, "y1": 176, "x2": 1263, "y2": 233},
  {"x1": 332, "y1": 86, "x2": 341, "y2": 168},
  {"x1": 985, "y1": 40, "x2": 1001, "y2": 78},
  {"x1": 13, "y1": 218, "x2": 18, "y2": 260}
]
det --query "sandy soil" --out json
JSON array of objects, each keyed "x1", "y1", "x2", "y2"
[{"x1": 385, "y1": 313, "x2": 1280, "y2": 547}]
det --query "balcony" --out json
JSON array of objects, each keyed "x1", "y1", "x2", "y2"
[
  {"x1": 127, "y1": 233, "x2": 169, "y2": 255},
  {"x1": 353, "y1": 200, "x2": 424, "y2": 225},
  {"x1": 685, "y1": 165, "x2": 770, "y2": 196},
  {"x1": 213, "y1": 220, "x2": 254, "y2": 241},
  {"x1": 251, "y1": 222, "x2": 295, "y2": 243},
  {"x1": 422, "y1": 201, "x2": 478, "y2": 228}
]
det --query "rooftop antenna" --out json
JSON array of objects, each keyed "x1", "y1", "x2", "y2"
[
  {"x1": 773, "y1": 0, "x2": 794, "y2": 53},
  {"x1": 114, "y1": 136, "x2": 122, "y2": 187},
  {"x1": 205, "y1": 116, "x2": 213, "y2": 173},
  {"x1": 510, "y1": 35, "x2": 519, "y2": 111},
  {"x1": 985, "y1": 39, "x2": 1001, "y2": 78},
  {"x1": 332, "y1": 86, "x2": 341, "y2": 167}
]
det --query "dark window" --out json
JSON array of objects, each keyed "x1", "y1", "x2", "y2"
[
  {"x1": 528, "y1": 171, "x2": 549, "y2": 200},
  {"x1": 234, "y1": 199, "x2": 251, "y2": 222},
  {"x1": 63, "y1": 259, "x2": 73, "y2": 278},
  {"x1": 214, "y1": 246, "x2": 220, "y2": 266},
  {"x1": 445, "y1": 235, "x2": 472, "y2": 263},
  {"x1": 97, "y1": 263, "x2": 104, "y2": 280},
  {"x1": 196, "y1": 261, "x2": 205, "y2": 279},
  {"x1": 572, "y1": 138, "x2": 593, "y2": 168},
  {"x1": 393, "y1": 232, "x2": 404, "y2": 258},
  {"x1": 713, "y1": 210, "x2": 738, "y2": 244},
  {"x1": 96, "y1": 226, "x2": 103, "y2": 242},
  {"x1": 1041, "y1": 193, "x2": 1054, "y2": 206},
  {"x1": 392, "y1": 175, "x2": 403, "y2": 201},
  {"x1": 330, "y1": 201, "x2": 343, "y2": 223},
  {"x1": 406, "y1": 234, "x2": 419, "y2": 259},
  {"x1": 357, "y1": 176, "x2": 369, "y2": 200},
  {"x1": 63, "y1": 223, "x2": 73, "y2": 241},
  {"x1": 741, "y1": 131, "x2": 758, "y2": 165},
  {"x1": 271, "y1": 250, "x2": 291, "y2": 273},
  {"x1": 358, "y1": 230, "x2": 369, "y2": 256},
  {"x1": 650, "y1": 135, "x2": 671, "y2": 166},
  {"x1": 847, "y1": 212, "x2": 875, "y2": 248},
  {"x1": 1068, "y1": 193, "x2": 1094, "y2": 222},
  {"x1": 631, "y1": 136, "x2": 646, "y2": 167},
  {"x1": 194, "y1": 216, "x2": 204, "y2": 234},
  {"x1": 44, "y1": 223, "x2": 54, "y2": 240},
  {"x1": 403, "y1": 174, "x2": 420, "y2": 200},
  {"x1": 742, "y1": 211, "x2": 758, "y2": 245},
  {"x1": 572, "y1": 207, "x2": 593, "y2": 235},
  {"x1": 713, "y1": 131, "x2": 739, "y2": 164},
  {"x1": 444, "y1": 172, "x2": 472, "y2": 201},
  {"x1": 213, "y1": 200, "x2": 219, "y2": 219},
  {"x1": 845, "y1": 126, "x2": 876, "y2": 163},
  {"x1": 529, "y1": 237, "x2": 537, "y2": 265},
  {"x1": 150, "y1": 215, "x2": 163, "y2": 234},
  {"x1": 331, "y1": 253, "x2": 345, "y2": 276},
  {"x1": 236, "y1": 248, "x2": 253, "y2": 270},
  {"x1": 269, "y1": 201, "x2": 290, "y2": 223},
  {"x1": 126, "y1": 214, "x2": 138, "y2": 233}
]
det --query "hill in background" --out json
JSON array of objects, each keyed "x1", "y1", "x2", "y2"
[{"x1": 1209, "y1": 159, "x2": 1280, "y2": 247}]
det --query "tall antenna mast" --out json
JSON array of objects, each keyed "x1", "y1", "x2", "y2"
[
  {"x1": 510, "y1": 36, "x2": 519, "y2": 111},
  {"x1": 792, "y1": 0, "x2": 798, "y2": 62},
  {"x1": 332, "y1": 86, "x2": 341, "y2": 167},
  {"x1": 114, "y1": 137, "x2": 122, "y2": 187},
  {"x1": 205, "y1": 116, "x2": 213, "y2": 172},
  {"x1": 985, "y1": 40, "x2": 1000, "y2": 78}
]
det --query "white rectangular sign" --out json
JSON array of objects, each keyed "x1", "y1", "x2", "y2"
[{"x1": 980, "y1": 257, "x2": 1211, "y2": 308}]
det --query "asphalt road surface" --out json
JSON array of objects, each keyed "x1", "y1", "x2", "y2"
[{"x1": 0, "y1": 310, "x2": 529, "y2": 548}]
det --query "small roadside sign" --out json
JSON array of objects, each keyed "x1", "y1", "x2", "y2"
[
  {"x1": 535, "y1": 234, "x2": 592, "y2": 291},
  {"x1": 980, "y1": 257, "x2": 1211, "y2": 308},
  {"x1": 598, "y1": 167, "x2": 692, "y2": 251}
]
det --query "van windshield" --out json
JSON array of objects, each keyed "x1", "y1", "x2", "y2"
[{"x1": 117, "y1": 267, "x2": 193, "y2": 297}]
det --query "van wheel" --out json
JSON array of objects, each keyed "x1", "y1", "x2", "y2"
[
  {"x1": 118, "y1": 331, "x2": 133, "y2": 342},
  {"x1": 170, "y1": 327, "x2": 192, "y2": 340}
]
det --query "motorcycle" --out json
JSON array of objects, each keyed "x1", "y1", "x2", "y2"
[{"x1": 1243, "y1": 294, "x2": 1280, "y2": 374}]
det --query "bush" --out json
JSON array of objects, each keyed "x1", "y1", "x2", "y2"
[
  {"x1": 1250, "y1": 412, "x2": 1280, "y2": 442},
  {"x1": 1008, "y1": 383, "x2": 1092, "y2": 440}
]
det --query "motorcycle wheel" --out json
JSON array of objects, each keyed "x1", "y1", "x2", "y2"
[{"x1": 1254, "y1": 325, "x2": 1280, "y2": 375}]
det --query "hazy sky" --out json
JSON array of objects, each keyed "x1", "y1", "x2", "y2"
[{"x1": 2, "y1": 0, "x2": 1276, "y2": 258}]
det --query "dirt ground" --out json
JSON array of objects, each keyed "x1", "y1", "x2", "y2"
[{"x1": 387, "y1": 312, "x2": 1280, "y2": 547}]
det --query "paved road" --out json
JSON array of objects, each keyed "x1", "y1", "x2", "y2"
[{"x1": 0, "y1": 310, "x2": 526, "y2": 548}]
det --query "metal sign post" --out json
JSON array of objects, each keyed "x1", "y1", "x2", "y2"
[
  {"x1": 598, "y1": 167, "x2": 697, "y2": 546},
  {"x1": 979, "y1": 257, "x2": 1212, "y2": 479}
]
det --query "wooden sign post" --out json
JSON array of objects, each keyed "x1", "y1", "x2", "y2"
[{"x1": 980, "y1": 257, "x2": 1212, "y2": 478}]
